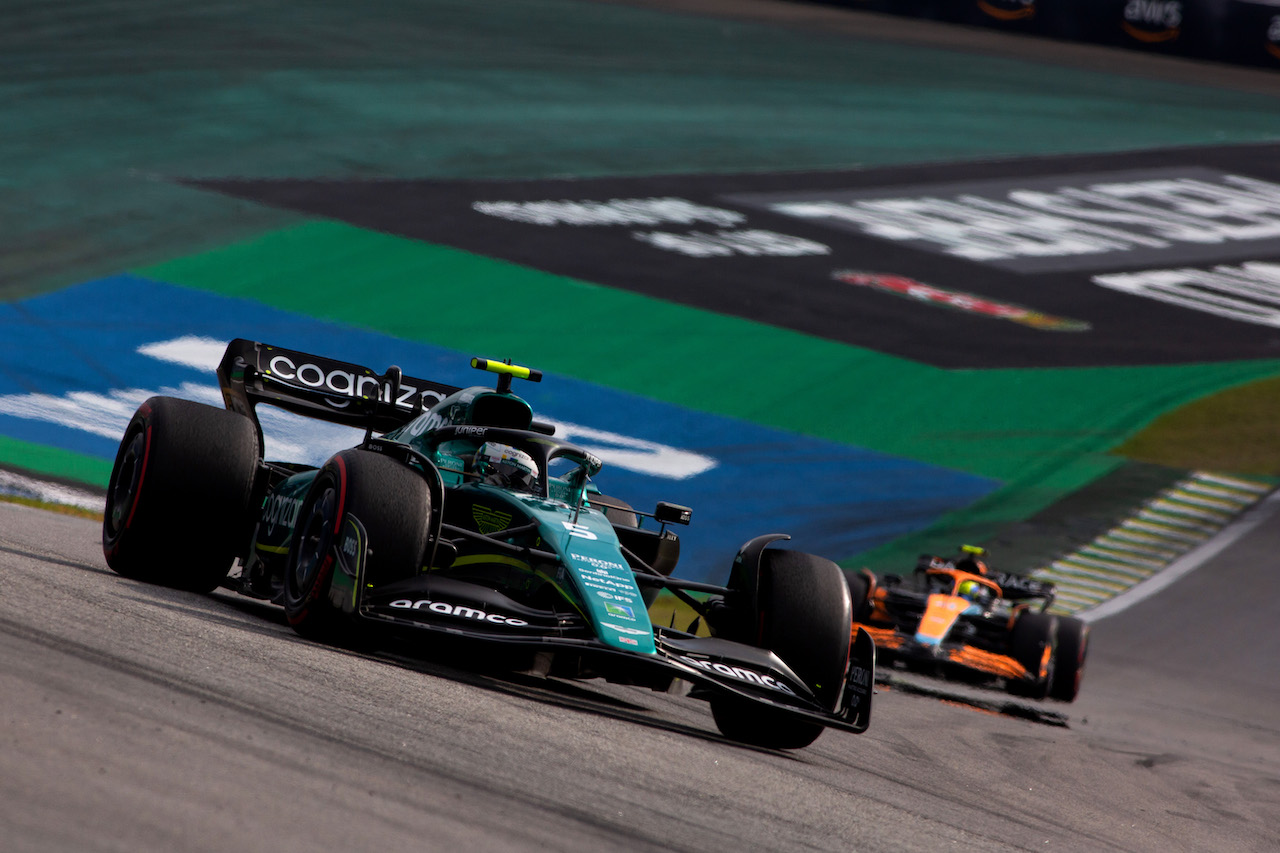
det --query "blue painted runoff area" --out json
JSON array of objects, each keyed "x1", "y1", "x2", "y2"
[{"x1": 0, "y1": 275, "x2": 999, "y2": 582}]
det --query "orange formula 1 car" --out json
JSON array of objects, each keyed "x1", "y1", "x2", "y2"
[{"x1": 842, "y1": 546, "x2": 1087, "y2": 702}]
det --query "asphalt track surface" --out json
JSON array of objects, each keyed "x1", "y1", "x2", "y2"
[{"x1": 2, "y1": 499, "x2": 1277, "y2": 853}]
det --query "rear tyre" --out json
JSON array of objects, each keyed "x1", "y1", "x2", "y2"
[
  {"x1": 1050, "y1": 616, "x2": 1089, "y2": 702},
  {"x1": 841, "y1": 568, "x2": 872, "y2": 622},
  {"x1": 102, "y1": 396, "x2": 259, "y2": 592},
  {"x1": 711, "y1": 549, "x2": 852, "y2": 749},
  {"x1": 282, "y1": 449, "x2": 432, "y2": 644},
  {"x1": 589, "y1": 492, "x2": 638, "y2": 527},
  {"x1": 1007, "y1": 611, "x2": 1058, "y2": 700}
]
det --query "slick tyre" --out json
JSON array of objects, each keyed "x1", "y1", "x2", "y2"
[
  {"x1": 841, "y1": 568, "x2": 872, "y2": 622},
  {"x1": 102, "y1": 396, "x2": 259, "y2": 593},
  {"x1": 1008, "y1": 611, "x2": 1058, "y2": 701},
  {"x1": 711, "y1": 549, "x2": 852, "y2": 750},
  {"x1": 589, "y1": 492, "x2": 638, "y2": 527},
  {"x1": 1050, "y1": 616, "x2": 1089, "y2": 702},
  {"x1": 283, "y1": 449, "x2": 431, "y2": 645}
]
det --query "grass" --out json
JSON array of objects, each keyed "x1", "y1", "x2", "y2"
[
  {"x1": 1114, "y1": 374, "x2": 1280, "y2": 477},
  {"x1": 1, "y1": 494, "x2": 104, "y2": 520}
]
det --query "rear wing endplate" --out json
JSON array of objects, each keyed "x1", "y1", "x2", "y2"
[{"x1": 217, "y1": 339, "x2": 461, "y2": 435}]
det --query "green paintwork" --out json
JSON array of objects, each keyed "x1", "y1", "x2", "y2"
[
  {"x1": 379, "y1": 379, "x2": 655, "y2": 653},
  {"x1": 520, "y1": 491, "x2": 656, "y2": 656}
]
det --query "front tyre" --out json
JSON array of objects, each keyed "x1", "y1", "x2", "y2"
[
  {"x1": 711, "y1": 549, "x2": 852, "y2": 750},
  {"x1": 102, "y1": 396, "x2": 259, "y2": 592},
  {"x1": 1050, "y1": 616, "x2": 1089, "y2": 702},
  {"x1": 283, "y1": 449, "x2": 432, "y2": 644},
  {"x1": 1007, "y1": 610, "x2": 1058, "y2": 701}
]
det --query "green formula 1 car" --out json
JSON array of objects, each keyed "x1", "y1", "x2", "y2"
[{"x1": 102, "y1": 339, "x2": 874, "y2": 750}]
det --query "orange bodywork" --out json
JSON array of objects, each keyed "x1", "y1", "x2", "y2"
[
  {"x1": 851, "y1": 568, "x2": 1030, "y2": 681},
  {"x1": 916, "y1": 594, "x2": 970, "y2": 643},
  {"x1": 853, "y1": 620, "x2": 1030, "y2": 680}
]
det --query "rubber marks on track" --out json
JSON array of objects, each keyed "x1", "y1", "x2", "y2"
[
  {"x1": 192, "y1": 143, "x2": 1280, "y2": 369},
  {"x1": 876, "y1": 673, "x2": 1069, "y2": 728},
  {"x1": 1035, "y1": 472, "x2": 1273, "y2": 615}
]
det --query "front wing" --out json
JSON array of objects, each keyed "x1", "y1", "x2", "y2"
[{"x1": 357, "y1": 578, "x2": 875, "y2": 735}]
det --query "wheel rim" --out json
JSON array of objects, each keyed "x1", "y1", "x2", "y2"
[
  {"x1": 106, "y1": 430, "x2": 146, "y2": 539},
  {"x1": 291, "y1": 484, "x2": 337, "y2": 600}
]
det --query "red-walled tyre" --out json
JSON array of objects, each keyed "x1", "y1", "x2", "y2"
[
  {"x1": 282, "y1": 449, "x2": 431, "y2": 644},
  {"x1": 102, "y1": 396, "x2": 259, "y2": 593}
]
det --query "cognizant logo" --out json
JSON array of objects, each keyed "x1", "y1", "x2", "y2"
[
  {"x1": 267, "y1": 354, "x2": 449, "y2": 410},
  {"x1": 261, "y1": 493, "x2": 303, "y2": 535}
]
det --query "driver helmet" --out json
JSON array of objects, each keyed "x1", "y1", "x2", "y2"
[
  {"x1": 956, "y1": 545, "x2": 989, "y2": 575},
  {"x1": 957, "y1": 579, "x2": 987, "y2": 604},
  {"x1": 474, "y1": 442, "x2": 539, "y2": 492}
]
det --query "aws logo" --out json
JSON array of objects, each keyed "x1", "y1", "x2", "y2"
[
  {"x1": 1122, "y1": 0, "x2": 1182, "y2": 43},
  {"x1": 977, "y1": 0, "x2": 1034, "y2": 21}
]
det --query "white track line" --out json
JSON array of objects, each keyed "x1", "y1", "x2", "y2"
[{"x1": 1079, "y1": 488, "x2": 1280, "y2": 623}]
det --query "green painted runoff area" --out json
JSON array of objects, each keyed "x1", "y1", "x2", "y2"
[
  {"x1": 139, "y1": 224, "x2": 1280, "y2": 570},
  {"x1": 0, "y1": 436, "x2": 112, "y2": 486}
]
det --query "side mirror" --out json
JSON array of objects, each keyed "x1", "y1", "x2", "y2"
[{"x1": 654, "y1": 502, "x2": 692, "y2": 526}]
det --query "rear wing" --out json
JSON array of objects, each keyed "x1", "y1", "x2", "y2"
[
  {"x1": 217, "y1": 339, "x2": 461, "y2": 435},
  {"x1": 989, "y1": 571, "x2": 1056, "y2": 606},
  {"x1": 913, "y1": 554, "x2": 1056, "y2": 605}
]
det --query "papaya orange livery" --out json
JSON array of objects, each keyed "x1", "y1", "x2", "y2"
[{"x1": 841, "y1": 546, "x2": 1089, "y2": 702}]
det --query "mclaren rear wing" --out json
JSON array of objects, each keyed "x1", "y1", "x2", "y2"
[
  {"x1": 990, "y1": 571, "x2": 1057, "y2": 608},
  {"x1": 217, "y1": 339, "x2": 461, "y2": 435}
]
